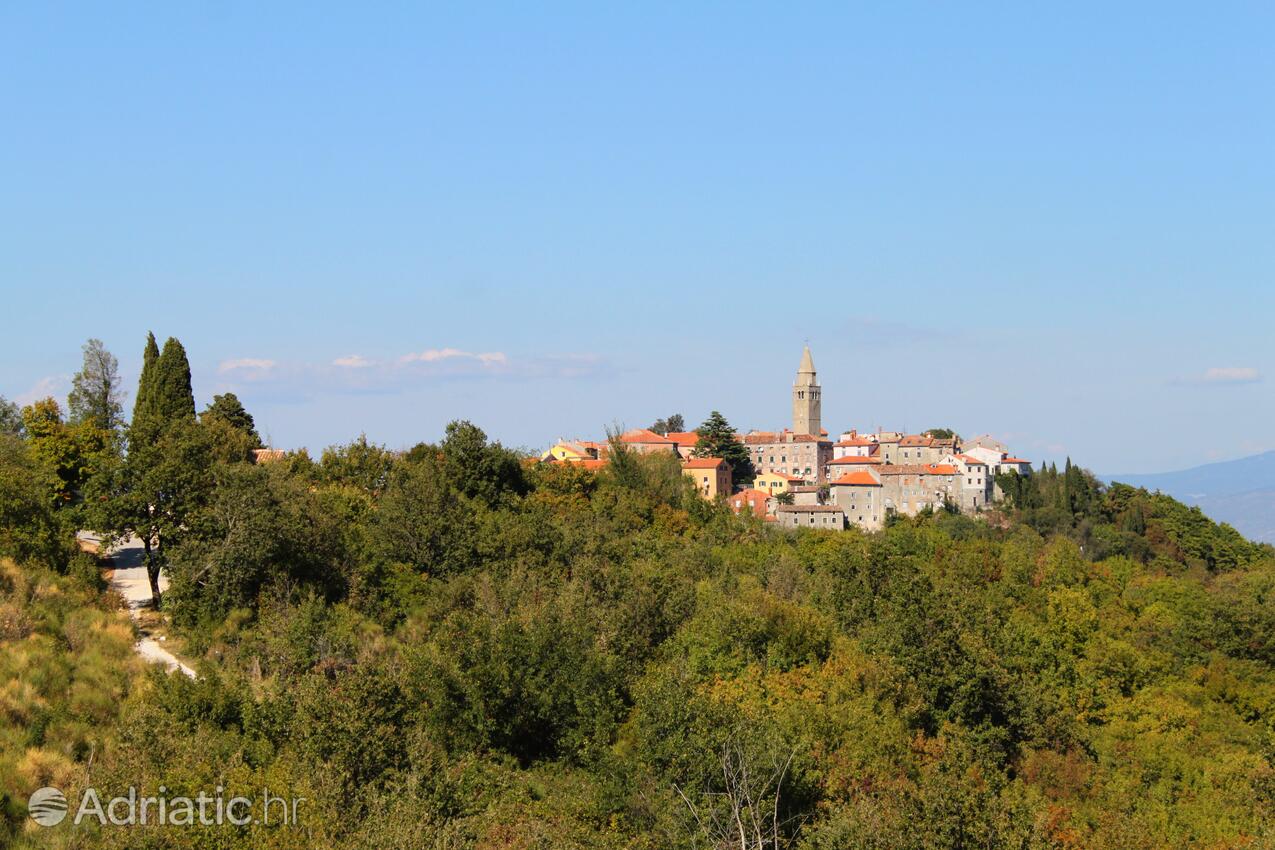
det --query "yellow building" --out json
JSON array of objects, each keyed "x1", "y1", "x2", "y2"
[
  {"x1": 755, "y1": 470, "x2": 804, "y2": 495},
  {"x1": 540, "y1": 440, "x2": 597, "y2": 462},
  {"x1": 682, "y1": 457, "x2": 732, "y2": 498}
]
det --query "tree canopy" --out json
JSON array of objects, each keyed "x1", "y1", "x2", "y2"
[
  {"x1": 692, "y1": 409, "x2": 753, "y2": 488},
  {"x1": 2, "y1": 338, "x2": 1273, "y2": 850}
]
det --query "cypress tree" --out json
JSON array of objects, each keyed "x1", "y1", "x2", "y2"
[
  {"x1": 132, "y1": 332, "x2": 160, "y2": 425},
  {"x1": 152, "y1": 337, "x2": 196, "y2": 425}
]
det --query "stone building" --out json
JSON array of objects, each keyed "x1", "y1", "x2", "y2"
[
  {"x1": 828, "y1": 469, "x2": 884, "y2": 530},
  {"x1": 775, "y1": 504, "x2": 846, "y2": 530},
  {"x1": 879, "y1": 463, "x2": 961, "y2": 516},
  {"x1": 745, "y1": 432, "x2": 831, "y2": 482}
]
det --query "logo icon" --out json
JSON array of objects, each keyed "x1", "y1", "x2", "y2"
[{"x1": 28, "y1": 786, "x2": 68, "y2": 827}]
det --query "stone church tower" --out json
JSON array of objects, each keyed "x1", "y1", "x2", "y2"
[{"x1": 792, "y1": 345, "x2": 821, "y2": 436}]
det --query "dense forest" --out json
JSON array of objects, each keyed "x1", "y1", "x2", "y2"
[{"x1": 1, "y1": 336, "x2": 1273, "y2": 849}]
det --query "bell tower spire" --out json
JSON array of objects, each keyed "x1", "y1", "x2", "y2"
[{"x1": 792, "y1": 345, "x2": 821, "y2": 436}]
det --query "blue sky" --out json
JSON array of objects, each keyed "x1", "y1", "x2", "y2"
[{"x1": 2, "y1": 3, "x2": 1272, "y2": 473}]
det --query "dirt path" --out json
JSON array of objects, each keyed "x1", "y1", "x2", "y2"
[{"x1": 101, "y1": 536, "x2": 196, "y2": 679}]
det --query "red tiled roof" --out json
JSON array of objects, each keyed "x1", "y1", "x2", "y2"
[
  {"x1": 620, "y1": 428, "x2": 675, "y2": 444},
  {"x1": 955, "y1": 454, "x2": 986, "y2": 465},
  {"x1": 899, "y1": 435, "x2": 933, "y2": 447},
  {"x1": 728, "y1": 488, "x2": 773, "y2": 516},
  {"x1": 828, "y1": 456, "x2": 883, "y2": 465},
  {"x1": 1003, "y1": 457, "x2": 1031, "y2": 464},
  {"x1": 832, "y1": 470, "x2": 881, "y2": 486},
  {"x1": 665, "y1": 431, "x2": 701, "y2": 446},
  {"x1": 834, "y1": 437, "x2": 874, "y2": 447},
  {"x1": 682, "y1": 457, "x2": 725, "y2": 469}
]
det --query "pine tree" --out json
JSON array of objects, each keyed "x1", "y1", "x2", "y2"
[
  {"x1": 203, "y1": 393, "x2": 262, "y2": 446},
  {"x1": 692, "y1": 410, "x2": 752, "y2": 489}
]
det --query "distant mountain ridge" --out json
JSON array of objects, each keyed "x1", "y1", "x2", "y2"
[{"x1": 1106, "y1": 450, "x2": 1275, "y2": 543}]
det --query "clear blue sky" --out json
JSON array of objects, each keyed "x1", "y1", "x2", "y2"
[{"x1": 2, "y1": 3, "x2": 1272, "y2": 473}]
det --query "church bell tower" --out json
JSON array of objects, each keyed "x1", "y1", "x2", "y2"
[{"x1": 792, "y1": 345, "x2": 821, "y2": 436}]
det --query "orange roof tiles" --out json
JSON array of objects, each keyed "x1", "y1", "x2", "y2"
[
  {"x1": 728, "y1": 488, "x2": 773, "y2": 516},
  {"x1": 828, "y1": 456, "x2": 883, "y2": 465},
  {"x1": 682, "y1": 457, "x2": 725, "y2": 469},
  {"x1": 665, "y1": 431, "x2": 701, "y2": 446},
  {"x1": 1003, "y1": 457, "x2": 1031, "y2": 464},
  {"x1": 831, "y1": 470, "x2": 881, "y2": 486}
]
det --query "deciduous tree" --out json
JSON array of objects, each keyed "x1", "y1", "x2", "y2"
[{"x1": 67, "y1": 338, "x2": 125, "y2": 433}]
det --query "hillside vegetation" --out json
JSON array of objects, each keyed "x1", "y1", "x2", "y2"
[{"x1": 1, "y1": 399, "x2": 1273, "y2": 847}]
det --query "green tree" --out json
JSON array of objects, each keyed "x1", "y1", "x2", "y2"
[
  {"x1": 67, "y1": 338, "x2": 125, "y2": 433},
  {"x1": 101, "y1": 333, "x2": 208, "y2": 604},
  {"x1": 0, "y1": 434, "x2": 65, "y2": 566},
  {"x1": 151, "y1": 337, "x2": 197, "y2": 425},
  {"x1": 0, "y1": 395, "x2": 23, "y2": 438},
  {"x1": 651, "y1": 413, "x2": 685, "y2": 434},
  {"x1": 203, "y1": 393, "x2": 261, "y2": 443},
  {"x1": 439, "y1": 419, "x2": 527, "y2": 506},
  {"x1": 201, "y1": 392, "x2": 263, "y2": 462},
  {"x1": 21, "y1": 397, "x2": 109, "y2": 507},
  {"x1": 129, "y1": 332, "x2": 161, "y2": 442},
  {"x1": 924, "y1": 427, "x2": 956, "y2": 440},
  {"x1": 692, "y1": 410, "x2": 753, "y2": 489}
]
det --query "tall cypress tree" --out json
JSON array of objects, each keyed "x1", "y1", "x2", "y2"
[
  {"x1": 152, "y1": 337, "x2": 196, "y2": 425},
  {"x1": 132, "y1": 332, "x2": 160, "y2": 426}
]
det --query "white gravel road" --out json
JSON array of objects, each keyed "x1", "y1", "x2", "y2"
[{"x1": 101, "y1": 536, "x2": 196, "y2": 679}]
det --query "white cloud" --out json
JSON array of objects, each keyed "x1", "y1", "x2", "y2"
[
  {"x1": 14, "y1": 376, "x2": 65, "y2": 406},
  {"x1": 399, "y1": 348, "x2": 507, "y2": 366},
  {"x1": 1201, "y1": 367, "x2": 1260, "y2": 384},
  {"x1": 219, "y1": 358, "x2": 277, "y2": 374},
  {"x1": 333, "y1": 354, "x2": 375, "y2": 368}
]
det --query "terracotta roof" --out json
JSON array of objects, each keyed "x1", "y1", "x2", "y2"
[
  {"x1": 831, "y1": 470, "x2": 881, "y2": 486},
  {"x1": 578, "y1": 458, "x2": 608, "y2": 471},
  {"x1": 620, "y1": 428, "x2": 675, "y2": 444},
  {"x1": 1003, "y1": 457, "x2": 1031, "y2": 464},
  {"x1": 665, "y1": 431, "x2": 701, "y2": 446},
  {"x1": 828, "y1": 456, "x2": 883, "y2": 465},
  {"x1": 899, "y1": 435, "x2": 933, "y2": 447},
  {"x1": 728, "y1": 488, "x2": 773, "y2": 515},
  {"x1": 252, "y1": 448, "x2": 286, "y2": 464},
  {"x1": 954, "y1": 454, "x2": 986, "y2": 465},
  {"x1": 834, "y1": 437, "x2": 875, "y2": 447},
  {"x1": 682, "y1": 457, "x2": 725, "y2": 469}
]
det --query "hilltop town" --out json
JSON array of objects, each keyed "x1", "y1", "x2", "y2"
[{"x1": 541, "y1": 346, "x2": 1033, "y2": 531}]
